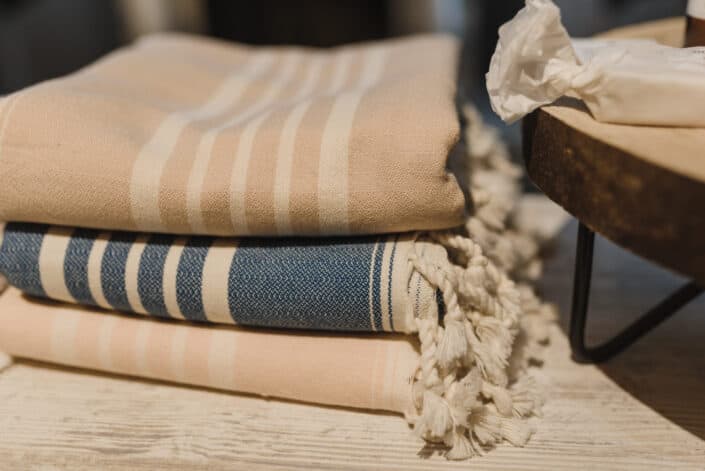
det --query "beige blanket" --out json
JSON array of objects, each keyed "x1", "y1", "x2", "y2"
[{"x1": 0, "y1": 33, "x2": 463, "y2": 237}]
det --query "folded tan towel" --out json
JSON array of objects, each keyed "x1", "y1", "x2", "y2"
[
  {"x1": 0, "y1": 287, "x2": 417, "y2": 413},
  {"x1": 0, "y1": 33, "x2": 463, "y2": 236}
]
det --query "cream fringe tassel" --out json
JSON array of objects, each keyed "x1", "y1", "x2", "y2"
[{"x1": 405, "y1": 105, "x2": 556, "y2": 460}]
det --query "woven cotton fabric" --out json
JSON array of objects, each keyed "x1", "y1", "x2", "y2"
[
  {"x1": 0, "y1": 287, "x2": 419, "y2": 414},
  {"x1": 0, "y1": 23, "x2": 553, "y2": 458},
  {"x1": 0, "y1": 33, "x2": 464, "y2": 237},
  {"x1": 0, "y1": 223, "x2": 440, "y2": 332}
]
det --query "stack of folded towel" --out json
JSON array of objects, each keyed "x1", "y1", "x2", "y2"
[{"x1": 0, "y1": 33, "x2": 553, "y2": 460}]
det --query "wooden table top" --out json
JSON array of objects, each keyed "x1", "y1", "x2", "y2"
[{"x1": 522, "y1": 18, "x2": 705, "y2": 284}]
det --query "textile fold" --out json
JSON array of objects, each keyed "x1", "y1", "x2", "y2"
[
  {"x1": 0, "y1": 31, "x2": 555, "y2": 461},
  {"x1": 0, "y1": 33, "x2": 464, "y2": 236},
  {"x1": 0, "y1": 228, "x2": 434, "y2": 333},
  {"x1": 0, "y1": 287, "x2": 418, "y2": 414},
  {"x1": 0, "y1": 105, "x2": 555, "y2": 459}
]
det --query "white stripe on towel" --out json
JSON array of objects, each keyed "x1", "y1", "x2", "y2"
[
  {"x1": 316, "y1": 47, "x2": 387, "y2": 234},
  {"x1": 38, "y1": 226, "x2": 75, "y2": 303},
  {"x1": 87, "y1": 232, "x2": 112, "y2": 309},
  {"x1": 130, "y1": 53, "x2": 276, "y2": 231},
  {"x1": 201, "y1": 239, "x2": 239, "y2": 324},
  {"x1": 272, "y1": 54, "x2": 347, "y2": 235},
  {"x1": 186, "y1": 53, "x2": 299, "y2": 234},
  {"x1": 124, "y1": 235, "x2": 149, "y2": 314},
  {"x1": 162, "y1": 237, "x2": 188, "y2": 320}
]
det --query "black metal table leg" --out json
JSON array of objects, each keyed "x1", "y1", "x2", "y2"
[{"x1": 569, "y1": 222, "x2": 704, "y2": 363}]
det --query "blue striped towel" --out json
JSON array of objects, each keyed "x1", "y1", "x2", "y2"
[{"x1": 0, "y1": 223, "x2": 441, "y2": 333}]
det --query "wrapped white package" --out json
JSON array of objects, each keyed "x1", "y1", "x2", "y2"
[{"x1": 487, "y1": 0, "x2": 705, "y2": 127}]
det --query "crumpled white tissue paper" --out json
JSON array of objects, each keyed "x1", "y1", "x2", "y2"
[{"x1": 487, "y1": 0, "x2": 705, "y2": 127}]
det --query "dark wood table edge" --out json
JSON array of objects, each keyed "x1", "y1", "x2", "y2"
[
  {"x1": 522, "y1": 108, "x2": 705, "y2": 285},
  {"x1": 522, "y1": 108, "x2": 705, "y2": 363}
]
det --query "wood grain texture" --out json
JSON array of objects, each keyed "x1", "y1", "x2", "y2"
[
  {"x1": 0, "y1": 208, "x2": 704, "y2": 470},
  {"x1": 523, "y1": 17, "x2": 705, "y2": 283}
]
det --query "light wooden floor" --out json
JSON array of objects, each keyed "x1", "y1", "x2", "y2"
[{"x1": 0, "y1": 212, "x2": 704, "y2": 470}]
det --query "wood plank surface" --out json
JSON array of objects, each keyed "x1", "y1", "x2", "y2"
[{"x1": 0, "y1": 202, "x2": 703, "y2": 470}]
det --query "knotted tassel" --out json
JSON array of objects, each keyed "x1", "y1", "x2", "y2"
[
  {"x1": 470, "y1": 406, "x2": 503, "y2": 446},
  {"x1": 436, "y1": 318, "x2": 467, "y2": 370},
  {"x1": 446, "y1": 369, "x2": 482, "y2": 426},
  {"x1": 404, "y1": 103, "x2": 554, "y2": 460},
  {"x1": 446, "y1": 430, "x2": 476, "y2": 460},
  {"x1": 482, "y1": 381, "x2": 514, "y2": 417},
  {"x1": 465, "y1": 321, "x2": 509, "y2": 386},
  {"x1": 500, "y1": 417, "x2": 533, "y2": 447},
  {"x1": 416, "y1": 390, "x2": 454, "y2": 440}
]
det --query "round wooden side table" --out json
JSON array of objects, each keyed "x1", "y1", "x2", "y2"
[{"x1": 522, "y1": 18, "x2": 705, "y2": 363}]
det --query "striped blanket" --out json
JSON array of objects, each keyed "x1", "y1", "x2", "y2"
[
  {"x1": 0, "y1": 287, "x2": 419, "y2": 414},
  {"x1": 0, "y1": 223, "x2": 439, "y2": 332},
  {"x1": 0, "y1": 29, "x2": 553, "y2": 460},
  {"x1": 0, "y1": 33, "x2": 464, "y2": 237}
]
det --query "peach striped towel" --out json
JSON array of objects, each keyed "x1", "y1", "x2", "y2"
[
  {"x1": 0, "y1": 263, "x2": 546, "y2": 460},
  {"x1": 0, "y1": 33, "x2": 464, "y2": 237},
  {"x1": 0, "y1": 288, "x2": 418, "y2": 413}
]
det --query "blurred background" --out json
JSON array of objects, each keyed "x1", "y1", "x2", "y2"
[{"x1": 0, "y1": 0, "x2": 689, "y2": 153}]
